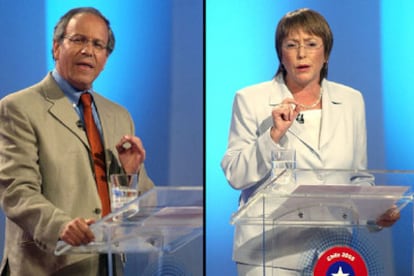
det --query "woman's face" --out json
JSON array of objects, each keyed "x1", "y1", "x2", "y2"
[{"x1": 281, "y1": 29, "x2": 326, "y2": 89}]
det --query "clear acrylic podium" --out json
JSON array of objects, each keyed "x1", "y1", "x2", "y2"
[
  {"x1": 231, "y1": 170, "x2": 414, "y2": 275},
  {"x1": 55, "y1": 186, "x2": 203, "y2": 275}
]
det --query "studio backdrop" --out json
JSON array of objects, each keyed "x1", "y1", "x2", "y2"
[
  {"x1": 0, "y1": 0, "x2": 203, "y2": 273},
  {"x1": 206, "y1": 1, "x2": 414, "y2": 275}
]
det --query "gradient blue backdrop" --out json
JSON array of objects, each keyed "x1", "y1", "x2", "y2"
[
  {"x1": 0, "y1": 0, "x2": 203, "y2": 274},
  {"x1": 2, "y1": 0, "x2": 414, "y2": 274},
  {"x1": 207, "y1": 1, "x2": 414, "y2": 275}
]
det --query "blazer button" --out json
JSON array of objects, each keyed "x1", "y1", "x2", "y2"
[{"x1": 94, "y1": 208, "x2": 101, "y2": 215}]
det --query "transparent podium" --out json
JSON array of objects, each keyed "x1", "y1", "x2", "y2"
[
  {"x1": 55, "y1": 186, "x2": 203, "y2": 275},
  {"x1": 231, "y1": 169, "x2": 414, "y2": 275}
]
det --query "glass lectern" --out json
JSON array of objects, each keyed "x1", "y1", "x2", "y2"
[
  {"x1": 55, "y1": 186, "x2": 203, "y2": 275},
  {"x1": 231, "y1": 170, "x2": 414, "y2": 275}
]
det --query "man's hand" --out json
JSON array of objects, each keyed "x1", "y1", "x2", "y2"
[
  {"x1": 116, "y1": 135, "x2": 146, "y2": 174},
  {"x1": 59, "y1": 218, "x2": 95, "y2": 246}
]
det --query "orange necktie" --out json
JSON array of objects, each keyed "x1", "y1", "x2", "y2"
[{"x1": 80, "y1": 93, "x2": 111, "y2": 216}]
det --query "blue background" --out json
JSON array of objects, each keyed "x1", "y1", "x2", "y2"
[
  {"x1": 0, "y1": 0, "x2": 203, "y2": 273},
  {"x1": 2, "y1": 0, "x2": 414, "y2": 275},
  {"x1": 207, "y1": 1, "x2": 414, "y2": 275}
]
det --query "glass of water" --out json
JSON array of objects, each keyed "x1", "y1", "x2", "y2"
[
  {"x1": 110, "y1": 173, "x2": 139, "y2": 219},
  {"x1": 271, "y1": 148, "x2": 296, "y2": 186}
]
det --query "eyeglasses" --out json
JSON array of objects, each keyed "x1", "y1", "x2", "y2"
[
  {"x1": 282, "y1": 41, "x2": 323, "y2": 51},
  {"x1": 64, "y1": 34, "x2": 108, "y2": 51}
]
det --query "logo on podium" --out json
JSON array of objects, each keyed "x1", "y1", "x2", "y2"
[{"x1": 313, "y1": 246, "x2": 368, "y2": 276}]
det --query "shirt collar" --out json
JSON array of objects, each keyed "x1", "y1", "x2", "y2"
[{"x1": 51, "y1": 69, "x2": 93, "y2": 105}]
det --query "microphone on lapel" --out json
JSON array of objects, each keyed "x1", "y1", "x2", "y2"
[{"x1": 296, "y1": 113, "x2": 304, "y2": 124}]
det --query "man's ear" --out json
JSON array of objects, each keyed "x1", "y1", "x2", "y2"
[{"x1": 52, "y1": 40, "x2": 60, "y2": 60}]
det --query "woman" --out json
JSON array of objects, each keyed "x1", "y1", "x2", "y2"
[{"x1": 221, "y1": 8, "x2": 398, "y2": 275}]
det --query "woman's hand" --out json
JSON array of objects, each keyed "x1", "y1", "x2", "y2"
[
  {"x1": 376, "y1": 205, "x2": 400, "y2": 227},
  {"x1": 270, "y1": 98, "x2": 300, "y2": 143}
]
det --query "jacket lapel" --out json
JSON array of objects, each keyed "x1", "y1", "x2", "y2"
[
  {"x1": 319, "y1": 84, "x2": 342, "y2": 149},
  {"x1": 41, "y1": 74, "x2": 90, "y2": 147},
  {"x1": 93, "y1": 94, "x2": 115, "y2": 149},
  {"x1": 93, "y1": 94, "x2": 117, "y2": 173}
]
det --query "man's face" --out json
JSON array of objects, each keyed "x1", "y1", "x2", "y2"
[{"x1": 53, "y1": 13, "x2": 109, "y2": 91}]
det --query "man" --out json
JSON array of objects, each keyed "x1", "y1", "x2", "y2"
[{"x1": 0, "y1": 7, "x2": 154, "y2": 275}]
